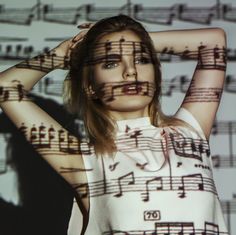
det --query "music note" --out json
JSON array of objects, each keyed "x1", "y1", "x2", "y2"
[
  {"x1": 226, "y1": 48, "x2": 236, "y2": 61},
  {"x1": 38, "y1": 123, "x2": 51, "y2": 148},
  {"x1": 0, "y1": 86, "x2": 9, "y2": 102},
  {"x1": 47, "y1": 51, "x2": 56, "y2": 69},
  {"x1": 178, "y1": 174, "x2": 204, "y2": 198},
  {"x1": 177, "y1": 162, "x2": 183, "y2": 167},
  {"x1": 119, "y1": 37, "x2": 125, "y2": 56},
  {"x1": 18, "y1": 122, "x2": 28, "y2": 136},
  {"x1": 114, "y1": 172, "x2": 135, "y2": 197},
  {"x1": 48, "y1": 126, "x2": 55, "y2": 147},
  {"x1": 179, "y1": 76, "x2": 189, "y2": 93},
  {"x1": 109, "y1": 162, "x2": 120, "y2": 171},
  {"x1": 29, "y1": 124, "x2": 51, "y2": 149},
  {"x1": 165, "y1": 76, "x2": 180, "y2": 96},
  {"x1": 169, "y1": 133, "x2": 209, "y2": 161},
  {"x1": 58, "y1": 129, "x2": 80, "y2": 154},
  {"x1": 197, "y1": 44, "x2": 207, "y2": 68},
  {"x1": 212, "y1": 155, "x2": 221, "y2": 168},
  {"x1": 105, "y1": 41, "x2": 112, "y2": 63},
  {"x1": 154, "y1": 222, "x2": 195, "y2": 235},
  {"x1": 136, "y1": 162, "x2": 148, "y2": 170},
  {"x1": 225, "y1": 75, "x2": 236, "y2": 93},
  {"x1": 203, "y1": 222, "x2": 219, "y2": 235},
  {"x1": 58, "y1": 129, "x2": 67, "y2": 153},
  {"x1": 182, "y1": 47, "x2": 191, "y2": 59},
  {"x1": 16, "y1": 82, "x2": 25, "y2": 101},
  {"x1": 30, "y1": 124, "x2": 38, "y2": 144},
  {"x1": 129, "y1": 130, "x2": 142, "y2": 148},
  {"x1": 125, "y1": 125, "x2": 131, "y2": 133},
  {"x1": 141, "y1": 176, "x2": 163, "y2": 202}
]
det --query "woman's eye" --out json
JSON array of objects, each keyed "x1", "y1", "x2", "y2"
[
  {"x1": 135, "y1": 57, "x2": 151, "y2": 64},
  {"x1": 102, "y1": 61, "x2": 118, "y2": 69}
]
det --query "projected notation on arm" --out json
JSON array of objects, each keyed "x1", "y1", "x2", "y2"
[{"x1": 0, "y1": 74, "x2": 232, "y2": 98}]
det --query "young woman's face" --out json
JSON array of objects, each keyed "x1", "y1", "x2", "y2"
[{"x1": 92, "y1": 30, "x2": 156, "y2": 119}]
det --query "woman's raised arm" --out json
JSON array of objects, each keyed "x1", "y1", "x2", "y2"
[
  {"x1": 0, "y1": 31, "x2": 87, "y2": 185},
  {"x1": 150, "y1": 28, "x2": 227, "y2": 139}
]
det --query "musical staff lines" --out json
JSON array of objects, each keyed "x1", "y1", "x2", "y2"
[
  {"x1": 1, "y1": 74, "x2": 233, "y2": 99},
  {"x1": 0, "y1": 82, "x2": 29, "y2": 102},
  {"x1": 0, "y1": 3, "x2": 39, "y2": 25},
  {"x1": 221, "y1": 198, "x2": 236, "y2": 215},
  {"x1": 161, "y1": 75, "x2": 236, "y2": 96},
  {"x1": 102, "y1": 221, "x2": 229, "y2": 235},
  {"x1": 0, "y1": 1, "x2": 236, "y2": 25},
  {"x1": 221, "y1": 195, "x2": 236, "y2": 235},
  {"x1": 212, "y1": 155, "x2": 236, "y2": 168},
  {"x1": 0, "y1": 37, "x2": 27, "y2": 42},
  {"x1": 0, "y1": 3, "x2": 235, "y2": 234},
  {"x1": 15, "y1": 52, "x2": 69, "y2": 72},
  {"x1": 14, "y1": 121, "x2": 212, "y2": 160},
  {"x1": 71, "y1": 173, "x2": 218, "y2": 201},
  {"x1": 2, "y1": 45, "x2": 236, "y2": 63}
]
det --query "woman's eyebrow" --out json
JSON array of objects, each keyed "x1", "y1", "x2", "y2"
[
  {"x1": 85, "y1": 53, "x2": 122, "y2": 65},
  {"x1": 102, "y1": 53, "x2": 122, "y2": 61},
  {"x1": 86, "y1": 41, "x2": 151, "y2": 65},
  {"x1": 132, "y1": 49, "x2": 150, "y2": 55}
]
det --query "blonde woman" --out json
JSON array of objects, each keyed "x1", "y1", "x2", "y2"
[{"x1": 0, "y1": 15, "x2": 228, "y2": 235}]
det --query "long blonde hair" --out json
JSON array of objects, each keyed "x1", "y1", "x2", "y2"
[{"x1": 63, "y1": 15, "x2": 184, "y2": 156}]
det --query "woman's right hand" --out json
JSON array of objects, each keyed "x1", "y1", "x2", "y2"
[
  {"x1": 51, "y1": 23, "x2": 94, "y2": 69},
  {"x1": 54, "y1": 30, "x2": 88, "y2": 57},
  {"x1": 51, "y1": 30, "x2": 88, "y2": 69}
]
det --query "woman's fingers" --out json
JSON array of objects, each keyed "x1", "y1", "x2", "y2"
[
  {"x1": 72, "y1": 30, "x2": 88, "y2": 42},
  {"x1": 77, "y1": 22, "x2": 94, "y2": 29},
  {"x1": 69, "y1": 30, "x2": 88, "y2": 49}
]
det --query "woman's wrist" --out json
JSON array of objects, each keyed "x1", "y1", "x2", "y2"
[{"x1": 15, "y1": 49, "x2": 70, "y2": 72}]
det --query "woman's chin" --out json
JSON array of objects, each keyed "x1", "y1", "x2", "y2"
[{"x1": 104, "y1": 96, "x2": 152, "y2": 113}]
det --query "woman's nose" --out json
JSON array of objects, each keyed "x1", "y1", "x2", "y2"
[{"x1": 122, "y1": 62, "x2": 137, "y2": 80}]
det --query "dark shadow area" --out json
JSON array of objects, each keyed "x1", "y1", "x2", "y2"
[{"x1": 0, "y1": 93, "x2": 79, "y2": 235}]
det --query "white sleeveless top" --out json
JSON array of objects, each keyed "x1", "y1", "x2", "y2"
[{"x1": 67, "y1": 108, "x2": 229, "y2": 235}]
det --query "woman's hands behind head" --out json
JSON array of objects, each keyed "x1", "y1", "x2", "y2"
[{"x1": 52, "y1": 29, "x2": 90, "y2": 70}]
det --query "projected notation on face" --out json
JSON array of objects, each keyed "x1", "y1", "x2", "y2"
[
  {"x1": 85, "y1": 39, "x2": 154, "y2": 66},
  {"x1": 93, "y1": 81, "x2": 156, "y2": 102}
]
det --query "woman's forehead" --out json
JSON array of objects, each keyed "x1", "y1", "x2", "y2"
[
  {"x1": 85, "y1": 30, "x2": 151, "y2": 65},
  {"x1": 94, "y1": 31, "x2": 149, "y2": 55},
  {"x1": 98, "y1": 30, "x2": 142, "y2": 43}
]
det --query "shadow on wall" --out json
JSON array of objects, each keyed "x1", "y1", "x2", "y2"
[{"x1": 0, "y1": 94, "x2": 78, "y2": 235}]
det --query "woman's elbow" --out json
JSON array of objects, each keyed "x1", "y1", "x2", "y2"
[{"x1": 211, "y1": 28, "x2": 227, "y2": 46}]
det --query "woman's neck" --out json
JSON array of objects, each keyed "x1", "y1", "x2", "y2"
[{"x1": 108, "y1": 107, "x2": 149, "y2": 121}]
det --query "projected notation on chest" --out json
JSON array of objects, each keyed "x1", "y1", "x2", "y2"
[{"x1": 71, "y1": 172, "x2": 217, "y2": 201}]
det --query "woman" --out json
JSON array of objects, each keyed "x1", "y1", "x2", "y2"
[{"x1": 0, "y1": 15, "x2": 228, "y2": 235}]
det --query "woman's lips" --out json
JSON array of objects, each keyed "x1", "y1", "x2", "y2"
[{"x1": 122, "y1": 84, "x2": 143, "y2": 95}]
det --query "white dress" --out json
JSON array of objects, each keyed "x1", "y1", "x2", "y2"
[{"x1": 68, "y1": 107, "x2": 229, "y2": 235}]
